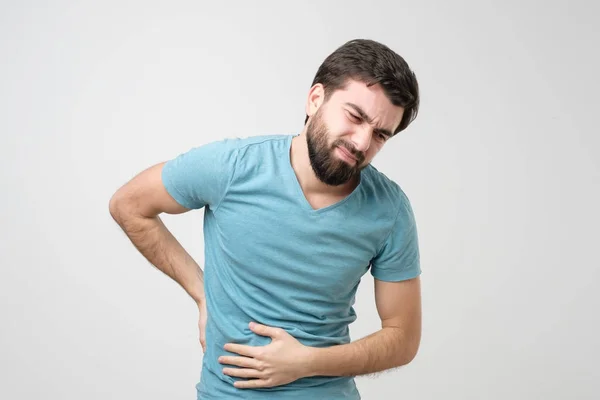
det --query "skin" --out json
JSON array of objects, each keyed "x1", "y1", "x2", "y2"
[{"x1": 108, "y1": 78, "x2": 422, "y2": 390}]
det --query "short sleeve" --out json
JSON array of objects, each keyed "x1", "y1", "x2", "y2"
[
  {"x1": 161, "y1": 138, "x2": 239, "y2": 211},
  {"x1": 370, "y1": 196, "x2": 421, "y2": 282}
]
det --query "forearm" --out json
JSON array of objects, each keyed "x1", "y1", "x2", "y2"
[
  {"x1": 307, "y1": 327, "x2": 417, "y2": 377},
  {"x1": 112, "y1": 211, "x2": 205, "y2": 305}
]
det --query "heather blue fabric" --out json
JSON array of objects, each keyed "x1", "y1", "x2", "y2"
[{"x1": 161, "y1": 134, "x2": 421, "y2": 399}]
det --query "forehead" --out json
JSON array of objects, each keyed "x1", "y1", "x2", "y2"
[{"x1": 328, "y1": 80, "x2": 404, "y2": 130}]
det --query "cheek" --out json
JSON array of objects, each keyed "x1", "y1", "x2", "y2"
[{"x1": 328, "y1": 113, "x2": 352, "y2": 134}]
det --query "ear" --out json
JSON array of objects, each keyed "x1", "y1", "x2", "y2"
[{"x1": 305, "y1": 83, "x2": 325, "y2": 119}]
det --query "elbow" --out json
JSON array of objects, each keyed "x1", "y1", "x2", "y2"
[
  {"x1": 396, "y1": 347, "x2": 419, "y2": 368},
  {"x1": 396, "y1": 333, "x2": 421, "y2": 367},
  {"x1": 109, "y1": 190, "x2": 127, "y2": 224},
  {"x1": 404, "y1": 344, "x2": 420, "y2": 366},
  {"x1": 109, "y1": 188, "x2": 154, "y2": 227}
]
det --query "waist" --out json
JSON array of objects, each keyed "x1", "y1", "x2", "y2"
[
  {"x1": 199, "y1": 313, "x2": 359, "y2": 398},
  {"x1": 197, "y1": 359, "x2": 360, "y2": 399}
]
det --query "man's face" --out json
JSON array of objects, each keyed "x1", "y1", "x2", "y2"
[{"x1": 306, "y1": 79, "x2": 405, "y2": 186}]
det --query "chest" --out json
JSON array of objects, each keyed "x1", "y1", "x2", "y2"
[{"x1": 211, "y1": 190, "x2": 389, "y2": 295}]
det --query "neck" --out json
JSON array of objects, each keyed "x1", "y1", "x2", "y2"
[{"x1": 289, "y1": 132, "x2": 359, "y2": 197}]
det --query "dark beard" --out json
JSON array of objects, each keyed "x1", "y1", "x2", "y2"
[{"x1": 306, "y1": 111, "x2": 365, "y2": 186}]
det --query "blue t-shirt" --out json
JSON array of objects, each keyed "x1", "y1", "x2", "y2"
[{"x1": 161, "y1": 134, "x2": 421, "y2": 399}]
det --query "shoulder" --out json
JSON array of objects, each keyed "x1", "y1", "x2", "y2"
[
  {"x1": 223, "y1": 134, "x2": 291, "y2": 153},
  {"x1": 361, "y1": 164, "x2": 414, "y2": 220},
  {"x1": 165, "y1": 134, "x2": 290, "y2": 173},
  {"x1": 224, "y1": 134, "x2": 292, "y2": 172},
  {"x1": 179, "y1": 134, "x2": 291, "y2": 166}
]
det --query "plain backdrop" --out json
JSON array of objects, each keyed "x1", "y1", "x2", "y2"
[{"x1": 1, "y1": 1, "x2": 599, "y2": 399}]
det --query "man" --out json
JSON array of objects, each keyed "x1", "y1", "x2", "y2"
[{"x1": 109, "y1": 38, "x2": 422, "y2": 399}]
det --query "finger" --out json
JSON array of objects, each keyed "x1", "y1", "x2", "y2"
[
  {"x1": 249, "y1": 322, "x2": 283, "y2": 339},
  {"x1": 222, "y1": 367, "x2": 263, "y2": 379},
  {"x1": 218, "y1": 355, "x2": 260, "y2": 369},
  {"x1": 234, "y1": 378, "x2": 272, "y2": 389},
  {"x1": 223, "y1": 343, "x2": 260, "y2": 358}
]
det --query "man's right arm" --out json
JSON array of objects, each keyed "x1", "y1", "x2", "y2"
[{"x1": 108, "y1": 162, "x2": 206, "y2": 307}]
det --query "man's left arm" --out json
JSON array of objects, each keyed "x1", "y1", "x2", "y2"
[{"x1": 306, "y1": 276, "x2": 422, "y2": 377}]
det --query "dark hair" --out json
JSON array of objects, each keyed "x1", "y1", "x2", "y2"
[{"x1": 305, "y1": 39, "x2": 419, "y2": 135}]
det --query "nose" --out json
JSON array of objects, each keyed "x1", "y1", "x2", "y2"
[{"x1": 350, "y1": 127, "x2": 372, "y2": 153}]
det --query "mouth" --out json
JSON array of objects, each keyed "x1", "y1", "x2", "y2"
[{"x1": 336, "y1": 146, "x2": 358, "y2": 164}]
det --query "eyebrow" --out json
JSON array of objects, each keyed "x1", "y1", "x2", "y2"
[{"x1": 344, "y1": 102, "x2": 393, "y2": 138}]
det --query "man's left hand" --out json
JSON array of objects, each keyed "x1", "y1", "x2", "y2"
[{"x1": 218, "y1": 322, "x2": 314, "y2": 389}]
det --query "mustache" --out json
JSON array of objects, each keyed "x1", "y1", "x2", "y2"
[{"x1": 333, "y1": 139, "x2": 365, "y2": 164}]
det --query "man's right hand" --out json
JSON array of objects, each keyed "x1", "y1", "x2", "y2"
[{"x1": 198, "y1": 300, "x2": 208, "y2": 353}]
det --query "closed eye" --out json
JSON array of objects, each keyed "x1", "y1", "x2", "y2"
[
  {"x1": 375, "y1": 131, "x2": 388, "y2": 141},
  {"x1": 346, "y1": 111, "x2": 361, "y2": 123}
]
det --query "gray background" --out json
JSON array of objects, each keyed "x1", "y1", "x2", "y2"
[{"x1": 1, "y1": 0, "x2": 599, "y2": 399}]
